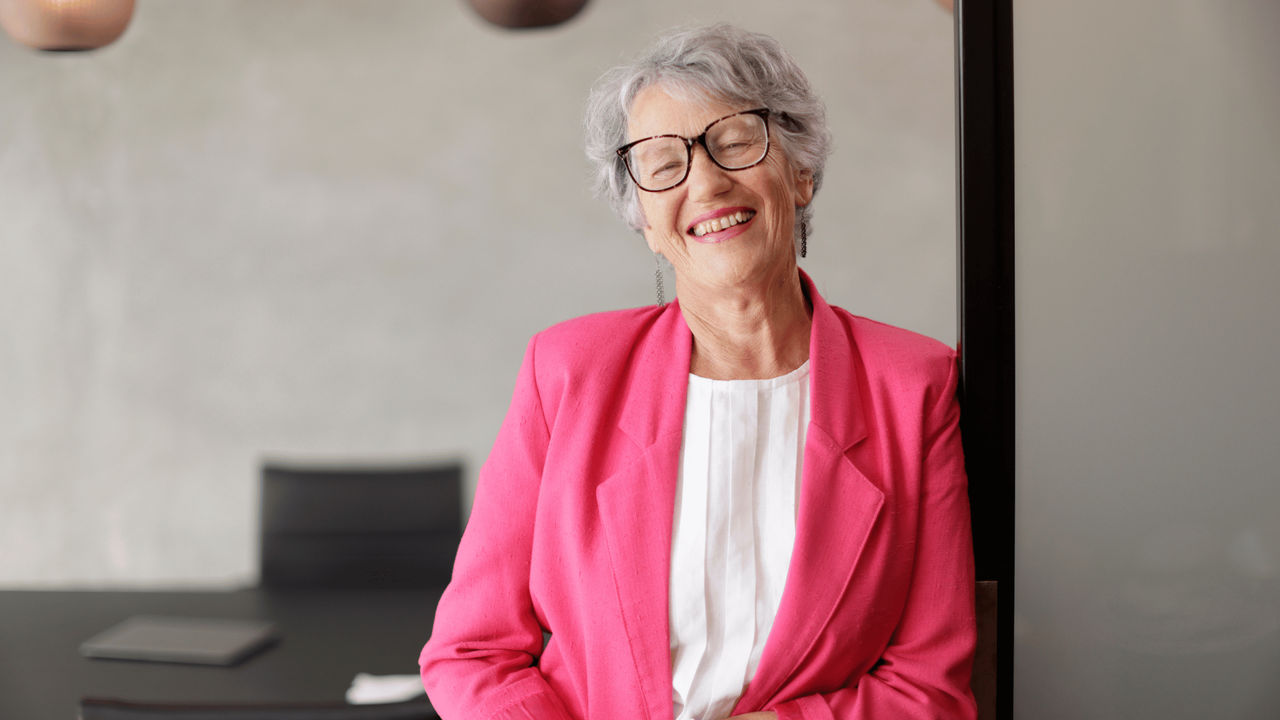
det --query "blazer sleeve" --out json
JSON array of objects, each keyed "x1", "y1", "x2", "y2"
[
  {"x1": 419, "y1": 336, "x2": 575, "y2": 720},
  {"x1": 770, "y1": 352, "x2": 978, "y2": 720}
]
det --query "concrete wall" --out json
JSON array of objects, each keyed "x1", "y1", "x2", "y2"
[
  {"x1": 1014, "y1": 1, "x2": 1280, "y2": 717},
  {"x1": 0, "y1": 0, "x2": 955, "y2": 587}
]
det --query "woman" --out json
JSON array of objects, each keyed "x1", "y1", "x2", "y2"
[{"x1": 420, "y1": 24, "x2": 976, "y2": 720}]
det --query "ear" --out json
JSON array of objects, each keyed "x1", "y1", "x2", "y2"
[
  {"x1": 640, "y1": 226, "x2": 660, "y2": 254},
  {"x1": 634, "y1": 203, "x2": 657, "y2": 251},
  {"x1": 794, "y1": 166, "x2": 815, "y2": 208}
]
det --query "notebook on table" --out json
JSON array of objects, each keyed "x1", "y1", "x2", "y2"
[{"x1": 80, "y1": 615, "x2": 279, "y2": 666}]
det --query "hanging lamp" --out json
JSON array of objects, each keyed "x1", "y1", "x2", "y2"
[
  {"x1": 0, "y1": 0, "x2": 135, "y2": 52},
  {"x1": 465, "y1": 0, "x2": 588, "y2": 30}
]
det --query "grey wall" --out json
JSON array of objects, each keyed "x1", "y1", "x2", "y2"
[
  {"x1": 1015, "y1": 1, "x2": 1280, "y2": 718},
  {"x1": 0, "y1": 0, "x2": 955, "y2": 587}
]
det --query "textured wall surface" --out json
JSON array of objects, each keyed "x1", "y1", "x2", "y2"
[
  {"x1": 0, "y1": 0, "x2": 955, "y2": 587},
  {"x1": 1015, "y1": 1, "x2": 1280, "y2": 718}
]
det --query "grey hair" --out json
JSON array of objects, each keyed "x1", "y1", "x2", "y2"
[{"x1": 584, "y1": 24, "x2": 831, "y2": 240}]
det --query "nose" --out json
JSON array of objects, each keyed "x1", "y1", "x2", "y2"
[{"x1": 684, "y1": 143, "x2": 732, "y2": 200}]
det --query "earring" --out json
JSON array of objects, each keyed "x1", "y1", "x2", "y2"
[
  {"x1": 800, "y1": 220, "x2": 808, "y2": 258},
  {"x1": 654, "y1": 253, "x2": 666, "y2": 307}
]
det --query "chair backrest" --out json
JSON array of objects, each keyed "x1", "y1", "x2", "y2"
[
  {"x1": 79, "y1": 697, "x2": 435, "y2": 720},
  {"x1": 973, "y1": 580, "x2": 999, "y2": 720},
  {"x1": 259, "y1": 461, "x2": 462, "y2": 589}
]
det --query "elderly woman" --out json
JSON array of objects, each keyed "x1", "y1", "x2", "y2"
[{"x1": 420, "y1": 24, "x2": 976, "y2": 720}]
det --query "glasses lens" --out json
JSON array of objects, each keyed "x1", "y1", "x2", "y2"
[
  {"x1": 707, "y1": 113, "x2": 768, "y2": 169},
  {"x1": 626, "y1": 137, "x2": 688, "y2": 192}
]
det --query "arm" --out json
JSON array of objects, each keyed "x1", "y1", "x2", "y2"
[
  {"x1": 769, "y1": 353, "x2": 978, "y2": 720},
  {"x1": 419, "y1": 337, "x2": 575, "y2": 720}
]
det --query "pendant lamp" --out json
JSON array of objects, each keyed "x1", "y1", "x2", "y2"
[
  {"x1": 0, "y1": 0, "x2": 134, "y2": 52},
  {"x1": 466, "y1": 0, "x2": 588, "y2": 30}
]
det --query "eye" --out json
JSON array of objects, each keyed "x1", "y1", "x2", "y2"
[
  {"x1": 652, "y1": 161, "x2": 683, "y2": 176},
  {"x1": 710, "y1": 131, "x2": 757, "y2": 152}
]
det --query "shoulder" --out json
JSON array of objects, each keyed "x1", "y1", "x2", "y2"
[
  {"x1": 804, "y1": 270, "x2": 956, "y2": 394},
  {"x1": 528, "y1": 305, "x2": 666, "y2": 369},
  {"x1": 846, "y1": 312, "x2": 956, "y2": 369},
  {"x1": 518, "y1": 305, "x2": 671, "y2": 410},
  {"x1": 828, "y1": 306, "x2": 959, "y2": 400}
]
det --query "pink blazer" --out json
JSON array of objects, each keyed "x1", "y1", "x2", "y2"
[{"x1": 420, "y1": 274, "x2": 977, "y2": 720}]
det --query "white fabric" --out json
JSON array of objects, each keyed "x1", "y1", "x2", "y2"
[
  {"x1": 345, "y1": 673, "x2": 426, "y2": 704},
  {"x1": 670, "y1": 361, "x2": 811, "y2": 720}
]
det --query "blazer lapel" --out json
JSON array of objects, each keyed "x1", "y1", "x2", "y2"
[
  {"x1": 597, "y1": 302, "x2": 692, "y2": 720},
  {"x1": 734, "y1": 275, "x2": 885, "y2": 711}
]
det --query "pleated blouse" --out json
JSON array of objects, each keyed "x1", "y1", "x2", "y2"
[{"x1": 669, "y1": 360, "x2": 811, "y2": 720}]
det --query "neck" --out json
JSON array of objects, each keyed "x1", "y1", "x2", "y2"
[{"x1": 677, "y1": 270, "x2": 812, "y2": 380}]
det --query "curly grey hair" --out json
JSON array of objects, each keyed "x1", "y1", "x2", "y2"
[{"x1": 584, "y1": 24, "x2": 831, "y2": 242}]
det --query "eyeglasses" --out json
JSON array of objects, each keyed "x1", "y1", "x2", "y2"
[{"x1": 616, "y1": 108, "x2": 771, "y2": 193}]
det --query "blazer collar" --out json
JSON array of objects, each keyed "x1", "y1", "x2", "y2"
[
  {"x1": 615, "y1": 299, "x2": 692, "y2": 448},
  {"x1": 802, "y1": 269, "x2": 870, "y2": 451},
  {"x1": 617, "y1": 269, "x2": 869, "y2": 451}
]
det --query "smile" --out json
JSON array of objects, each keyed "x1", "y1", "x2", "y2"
[{"x1": 689, "y1": 210, "x2": 755, "y2": 237}]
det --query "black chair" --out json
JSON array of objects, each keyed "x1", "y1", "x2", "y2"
[
  {"x1": 259, "y1": 461, "x2": 463, "y2": 589},
  {"x1": 79, "y1": 697, "x2": 435, "y2": 720}
]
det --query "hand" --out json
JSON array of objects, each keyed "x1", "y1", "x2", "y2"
[{"x1": 725, "y1": 713, "x2": 778, "y2": 720}]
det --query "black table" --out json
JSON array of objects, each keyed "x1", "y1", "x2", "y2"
[{"x1": 0, "y1": 587, "x2": 442, "y2": 720}]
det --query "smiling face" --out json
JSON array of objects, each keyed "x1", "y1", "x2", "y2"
[{"x1": 628, "y1": 84, "x2": 814, "y2": 299}]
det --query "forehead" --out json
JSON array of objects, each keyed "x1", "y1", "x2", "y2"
[{"x1": 626, "y1": 84, "x2": 743, "y2": 141}]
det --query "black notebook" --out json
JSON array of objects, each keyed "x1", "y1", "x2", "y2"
[{"x1": 80, "y1": 615, "x2": 279, "y2": 666}]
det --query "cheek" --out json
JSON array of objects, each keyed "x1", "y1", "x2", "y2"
[{"x1": 639, "y1": 195, "x2": 679, "y2": 234}]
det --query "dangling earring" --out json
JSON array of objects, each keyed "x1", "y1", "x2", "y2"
[
  {"x1": 654, "y1": 253, "x2": 666, "y2": 307},
  {"x1": 800, "y1": 220, "x2": 808, "y2": 258}
]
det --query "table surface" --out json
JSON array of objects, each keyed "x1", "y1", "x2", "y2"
[{"x1": 0, "y1": 587, "x2": 441, "y2": 720}]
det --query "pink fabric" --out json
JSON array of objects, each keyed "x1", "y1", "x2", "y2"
[{"x1": 420, "y1": 274, "x2": 977, "y2": 720}]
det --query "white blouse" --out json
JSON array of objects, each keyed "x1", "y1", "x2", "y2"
[{"x1": 669, "y1": 360, "x2": 811, "y2": 720}]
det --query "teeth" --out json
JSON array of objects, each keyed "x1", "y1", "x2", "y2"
[{"x1": 692, "y1": 211, "x2": 754, "y2": 237}]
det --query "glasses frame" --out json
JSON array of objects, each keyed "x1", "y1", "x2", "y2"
[{"x1": 616, "y1": 108, "x2": 772, "y2": 193}]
